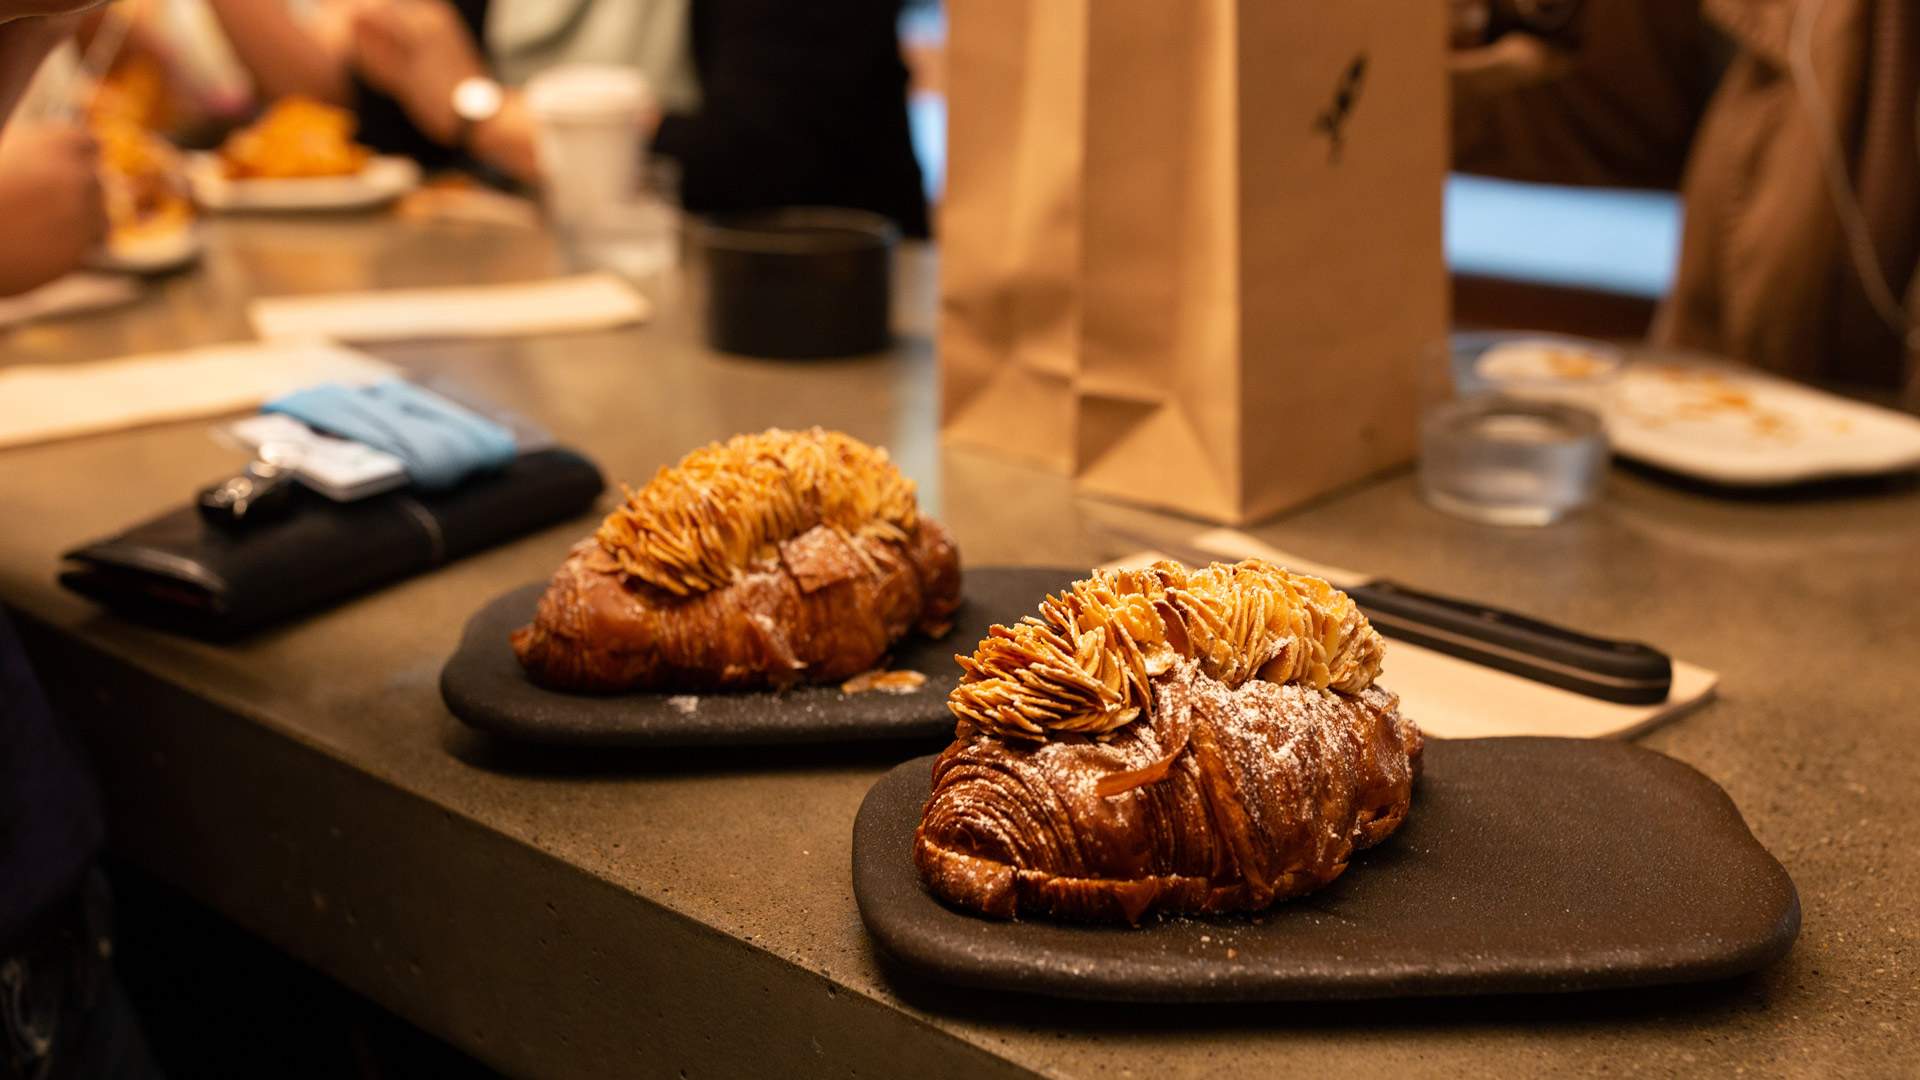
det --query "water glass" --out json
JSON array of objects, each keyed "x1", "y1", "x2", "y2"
[{"x1": 1417, "y1": 333, "x2": 1621, "y2": 526}]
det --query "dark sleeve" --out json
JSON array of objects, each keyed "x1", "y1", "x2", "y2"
[
  {"x1": 0, "y1": 613, "x2": 104, "y2": 944},
  {"x1": 1453, "y1": 0, "x2": 1719, "y2": 190},
  {"x1": 348, "y1": 0, "x2": 492, "y2": 173},
  {"x1": 350, "y1": 76, "x2": 460, "y2": 169},
  {"x1": 651, "y1": 0, "x2": 929, "y2": 237}
]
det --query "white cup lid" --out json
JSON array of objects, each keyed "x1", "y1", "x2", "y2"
[{"x1": 525, "y1": 64, "x2": 653, "y2": 123}]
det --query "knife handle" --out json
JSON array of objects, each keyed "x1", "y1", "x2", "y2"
[{"x1": 1345, "y1": 580, "x2": 1673, "y2": 705}]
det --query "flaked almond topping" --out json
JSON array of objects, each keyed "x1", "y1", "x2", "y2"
[
  {"x1": 948, "y1": 559, "x2": 1383, "y2": 741},
  {"x1": 595, "y1": 427, "x2": 918, "y2": 596}
]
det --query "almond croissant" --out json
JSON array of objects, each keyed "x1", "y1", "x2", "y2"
[
  {"x1": 916, "y1": 561, "x2": 1420, "y2": 923},
  {"x1": 513, "y1": 428, "x2": 960, "y2": 692}
]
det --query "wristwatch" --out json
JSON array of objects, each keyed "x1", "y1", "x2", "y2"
[{"x1": 450, "y1": 75, "x2": 504, "y2": 149}]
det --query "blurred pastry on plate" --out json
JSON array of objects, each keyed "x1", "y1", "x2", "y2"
[
  {"x1": 915, "y1": 559, "x2": 1421, "y2": 924},
  {"x1": 512, "y1": 427, "x2": 962, "y2": 693},
  {"x1": 218, "y1": 97, "x2": 372, "y2": 181},
  {"x1": 92, "y1": 113, "x2": 193, "y2": 250}
]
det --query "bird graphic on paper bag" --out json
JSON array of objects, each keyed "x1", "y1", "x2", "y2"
[{"x1": 1314, "y1": 54, "x2": 1368, "y2": 163}]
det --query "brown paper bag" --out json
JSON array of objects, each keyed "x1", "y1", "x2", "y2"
[
  {"x1": 938, "y1": 0, "x2": 1089, "y2": 474},
  {"x1": 940, "y1": 0, "x2": 1448, "y2": 523}
]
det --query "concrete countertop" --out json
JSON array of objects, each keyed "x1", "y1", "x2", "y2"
[{"x1": 1, "y1": 216, "x2": 1913, "y2": 1077}]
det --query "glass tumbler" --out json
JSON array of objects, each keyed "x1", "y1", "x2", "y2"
[{"x1": 1417, "y1": 332, "x2": 1621, "y2": 526}]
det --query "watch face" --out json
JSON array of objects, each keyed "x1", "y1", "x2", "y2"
[{"x1": 453, "y1": 77, "x2": 504, "y2": 123}]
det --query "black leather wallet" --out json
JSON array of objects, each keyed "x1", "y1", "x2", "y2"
[{"x1": 59, "y1": 448, "x2": 604, "y2": 639}]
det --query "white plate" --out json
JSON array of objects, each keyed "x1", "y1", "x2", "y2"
[
  {"x1": 1474, "y1": 335, "x2": 1624, "y2": 385},
  {"x1": 88, "y1": 223, "x2": 202, "y2": 274},
  {"x1": 1608, "y1": 359, "x2": 1920, "y2": 486},
  {"x1": 186, "y1": 153, "x2": 419, "y2": 212}
]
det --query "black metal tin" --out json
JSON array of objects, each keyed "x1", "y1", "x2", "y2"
[{"x1": 698, "y1": 207, "x2": 897, "y2": 359}]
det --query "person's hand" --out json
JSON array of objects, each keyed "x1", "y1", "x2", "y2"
[
  {"x1": 0, "y1": 124, "x2": 106, "y2": 295},
  {"x1": 349, "y1": 0, "x2": 487, "y2": 146}
]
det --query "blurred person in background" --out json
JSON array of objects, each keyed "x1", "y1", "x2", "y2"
[
  {"x1": 1451, "y1": 0, "x2": 1920, "y2": 407},
  {"x1": 208, "y1": 0, "x2": 929, "y2": 236},
  {"x1": 0, "y1": 119, "x2": 105, "y2": 296},
  {"x1": 2, "y1": 9, "x2": 158, "y2": 1079},
  {"x1": 0, "y1": 5, "x2": 107, "y2": 298},
  {"x1": 1, "y1": 7, "x2": 160, "y2": 1077}
]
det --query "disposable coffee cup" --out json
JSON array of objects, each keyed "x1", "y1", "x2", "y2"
[{"x1": 525, "y1": 65, "x2": 653, "y2": 230}]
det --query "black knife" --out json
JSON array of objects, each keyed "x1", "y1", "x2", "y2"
[{"x1": 1104, "y1": 532, "x2": 1674, "y2": 705}]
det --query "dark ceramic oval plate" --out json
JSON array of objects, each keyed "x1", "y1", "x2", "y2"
[
  {"x1": 854, "y1": 737, "x2": 1799, "y2": 1002},
  {"x1": 440, "y1": 566, "x2": 1080, "y2": 747}
]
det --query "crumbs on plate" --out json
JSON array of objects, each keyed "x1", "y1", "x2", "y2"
[{"x1": 840, "y1": 670, "x2": 927, "y2": 696}]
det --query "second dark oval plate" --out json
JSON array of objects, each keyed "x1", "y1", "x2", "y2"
[
  {"x1": 854, "y1": 737, "x2": 1800, "y2": 1002},
  {"x1": 440, "y1": 565, "x2": 1080, "y2": 747}
]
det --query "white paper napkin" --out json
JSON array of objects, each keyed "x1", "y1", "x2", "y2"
[
  {"x1": 0, "y1": 341, "x2": 397, "y2": 450},
  {"x1": 1103, "y1": 530, "x2": 1718, "y2": 741},
  {"x1": 249, "y1": 273, "x2": 650, "y2": 343}
]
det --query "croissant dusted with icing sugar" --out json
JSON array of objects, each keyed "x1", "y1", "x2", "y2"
[
  {"x1": 513, "y1": 427, "x2": 960, "y2": 693},
  {"x1": 917, "y1": 560, "x2": 1419, "y2": 924}
]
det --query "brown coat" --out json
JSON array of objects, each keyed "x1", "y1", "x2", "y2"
[{"x1": 1454, "y1": 0, "x2": 1920, "y2": 407}]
